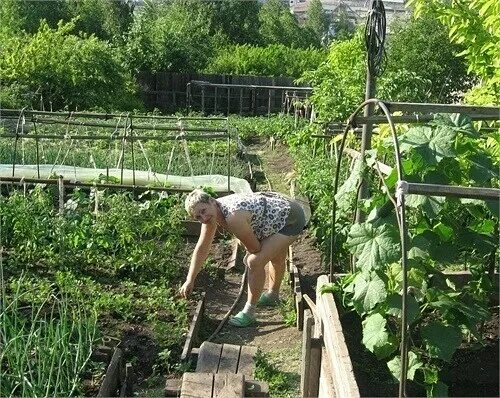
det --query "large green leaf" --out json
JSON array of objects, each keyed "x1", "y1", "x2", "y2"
[
  {"x1": 387, "y1": 351, "x2": 423, "y2": 381},
  {"x1": 469, "y1": 153, "x2": 498, "y2": 183},
  {"x1": 362, "y1": 313, "x2": 397, "y2": 359},
  {"x1": 400, "y1": 125, "x2": 457, "y2": 164},
  {"x1": 335, "y1": 158, "x2": 365, "y2": 212},
  {"x1": 405, "y1": 194, "x2": 445, "y2": 219},
  {"x1": 352, "y1": 271, "x2": 387, "y2": 312},
  {"x1": 386, "y1": 293, "x2": 420, "y2": 324},
  {"x1": 421, "y1": 321, "x2": 462, "y2": 362},
  {"x1": 347, "y1": 223, "x2": 400, "y2": 271}
]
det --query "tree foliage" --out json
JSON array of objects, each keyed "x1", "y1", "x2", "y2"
[
  {"x1": 382, "y1": 14, "x2": 472, "y2": 103},
  {"x1": 0, "y1": 20, "x2": 138, "y2": 110},
  {"x1": 258, "y1": 0, "x2": 316, "y2": 48},
  {"x1": 206, "y1": 44, "x2": 325, "y2": 78},
  {"x1": 409, "y1": 0, "x2": 499, "y2": 104},
  {"x1": 124, "y1": 0, "x2": 215, "y2": 73},
  {"x1": 0, "y1": 0, "x2": 133, "y2": 42},
  {"x1": 211, "y1": 0, "x2": 261, "y2": 45},
  {"x1": 304, "y1": 0, "x2": 328, "y2": 47}
]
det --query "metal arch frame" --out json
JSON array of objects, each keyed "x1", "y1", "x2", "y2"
[{"x1": 329, "y1": 98, "x2": 500, "y2": 397}]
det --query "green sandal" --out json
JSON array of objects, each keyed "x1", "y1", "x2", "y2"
[
  {"x1": 228, "y1": 311, "x2": 256, "y2": 327},
  {"x1": 257, "y1": 292, "x2": 281, "y2": 307}
]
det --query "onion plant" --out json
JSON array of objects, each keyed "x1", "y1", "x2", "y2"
[{"x1": 0, "y1": 265, "x2": 98, "y2": 397}]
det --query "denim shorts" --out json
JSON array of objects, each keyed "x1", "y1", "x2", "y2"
[{"x1": 278, "y1": 199, "x2": 307, "y2": 236}]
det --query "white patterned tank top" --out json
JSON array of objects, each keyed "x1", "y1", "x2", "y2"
[{"x1": 216, "y1": 192, "x2": 291, "y2": 240}]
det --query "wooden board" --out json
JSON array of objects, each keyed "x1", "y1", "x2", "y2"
[
  {"x1": 316, "y1": 275, "x2": 359, "y2": 398},
  {"x1": 217, "y1": 344, "x2": 241, "y2": 373},
  {"x1": 196, "y1": 342, "x2": 223, "y2": 373},
  {"x1": 236, "y1": 345, "x2": 258, "y2": 376},
  {"x1": 181, "y1": 294, "x2": 206, "y2": 362},
  {"x1": 180, "y1": 373, "x2": 214, "y2": 398},
  {"x1": 213, "y1": 373, "x2": 245, "y2": 398}
]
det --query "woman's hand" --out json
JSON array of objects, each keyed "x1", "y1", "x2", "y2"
[{"x1": 179, "y1": 279, "x2": 195, "y2": 298}]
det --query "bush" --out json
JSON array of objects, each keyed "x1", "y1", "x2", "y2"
[
  {"x1": 206, "y1": 44, "x2": 325, "y2": 79},
  {"x1": 0, "y1": 20, "x2": 141, "y2": 111}
]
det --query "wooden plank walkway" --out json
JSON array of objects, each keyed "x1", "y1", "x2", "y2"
[{"x1": 178, "y1": 341, "x2": 268, "y2": 398}]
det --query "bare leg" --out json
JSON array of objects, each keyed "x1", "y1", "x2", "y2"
[
  {"x1": 245, "y1": 233, "x2": 297, "y2": 305},
  {"x1": 267, "y1": 247, "x2": 288, "y2": 294}
]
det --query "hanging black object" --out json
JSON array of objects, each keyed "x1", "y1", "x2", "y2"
[{"x1": 365, "y1": 0, "x2": 387, "y2": 77}]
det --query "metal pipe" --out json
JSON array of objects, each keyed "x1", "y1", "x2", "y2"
[
  {"x1": 0, "y1": 133, "x2": 229, "y2": 141},
  {"x1": 384, "y1": 101, "x2": 499, "y2": 116},
  {"x1": 354, "y1": 114, "x2": 499, "y2": 124},
  {"x1": 23, "y1": 117, "x2": 229, "y2": 132}
]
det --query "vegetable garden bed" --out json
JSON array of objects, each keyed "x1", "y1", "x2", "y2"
[{"x1": 327, "y1": 272, "x2": 499, "y2": 397}]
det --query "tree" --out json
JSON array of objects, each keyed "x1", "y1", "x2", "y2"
[
  {"x1": 124, "y1": 0, "x2": 215, "y2": 73},
  {"x1": 408, "y1": 0, "x2": 499, "y2": 104},
  {"x1": 305, "y1": 0, "x2": 328, "y2": 47},
  {"x1": 330, "y1": 6, "x2": 356, "y2": 41},
  {"x1": 258, "y1": 0, "x2": 312, "y2": 48},
  {"x1": 212, "y1": 0, "x2": 261, "y2": 45},
  {"x1": 66, "y1": 0, "x2": 134, "y2": 42},
  {"x1": 0, "y1": 0, "x2": 69, "y2": 35},
  {"x1": 382, "y1": 14, "x2": 472, "y2": 103},
  {"x1": 0, "y1": 20, "x2": 139, "y2": 110}
]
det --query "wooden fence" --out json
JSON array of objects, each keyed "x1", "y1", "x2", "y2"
[{"x1": 137, "y1": 72, "x2": 311, "y2": 115}]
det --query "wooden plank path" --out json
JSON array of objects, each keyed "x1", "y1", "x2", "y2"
[{"x1": 175, "y1": 341, "x2": 268, "y2": 398}]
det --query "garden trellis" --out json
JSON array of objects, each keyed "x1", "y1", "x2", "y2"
[
  {"x1": 0, "y1": 109, "x2": 251, "y2": 194},
  {"x1": 329, "y1": 99, "x2": 499, "y2": 397}
]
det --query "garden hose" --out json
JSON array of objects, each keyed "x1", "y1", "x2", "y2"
[
  {"x1": 365, "y1": 0, "x2": 387, "y2": 77},
  {"x1": 206, "y1": 265, "x2": 248, "y2": 342}
]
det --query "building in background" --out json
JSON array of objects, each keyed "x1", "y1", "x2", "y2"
[{"x1": 290, "y1": 0, "x2": 409, "y2": 28}]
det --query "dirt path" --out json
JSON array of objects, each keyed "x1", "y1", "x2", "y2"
[{"x1": 198, "y1": 137, "x2": 324, "y2": 396}]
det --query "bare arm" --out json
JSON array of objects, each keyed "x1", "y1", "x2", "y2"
[
  {"x1": 180, "y1": 222, "x2": 216, "y2": 297},
  {"x1": 226, "y1": 211, "x2": 261, "y2": 253}
]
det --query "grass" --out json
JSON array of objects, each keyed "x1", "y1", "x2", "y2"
[{"x1": 255, "y1": 350, "x2": 301, "y2": 398}]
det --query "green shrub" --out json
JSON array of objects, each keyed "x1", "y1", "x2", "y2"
[
  {"x1": 0, "y1": 20, "x2": 141, "y2": 111},
  {"x1": 206, "y1": 44, "x2": 325, "y2": 78}
]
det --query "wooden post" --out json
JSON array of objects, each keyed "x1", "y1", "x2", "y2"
[
  {"x1": 227, "y1": 87, "x2": 231, "y2": 115},
  {"x1": 98, "y1": 347, "x2": 123, "y2": 397},
  {"x1": 214, "y1": 86, "x2": 218, "y2": 114},
  {"x1": 239, "y1": 88, "x2": 243, "y2": 115},
  {"x1": 267, "y1": 90, "x2": 272, "y2": 117},
  {"x1": 58, "y1": 175, "x2": 64, "y2": 215},
  {"x1": 201, "y1": 86, "x2": 206, "y2": 114}
]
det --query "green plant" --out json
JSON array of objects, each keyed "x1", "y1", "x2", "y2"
[
  {"x1": 0, "y1": 20, "x2": 140, "y2": 111},
  {"x1": 206, "y1": 44, "x2": 325, "y2": 78},
  {"x1": 255, "y1": 351, "x2": 300, "y2": 397},
  {"x1": 326, "y1": 114, "x2": 498, "y2": 396},
  {"x1": 0, "y1": 271, "x2": 98, "y2": 397}
]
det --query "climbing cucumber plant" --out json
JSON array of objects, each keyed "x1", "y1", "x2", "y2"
[{"x1": 325, "y1": 114, "x2": 498, "y2": 397}]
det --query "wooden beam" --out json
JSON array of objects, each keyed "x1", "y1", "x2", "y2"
[
  {"x1": 180, "y1": 373, "x2": 214, "y2": 398},
  {"x1": 97, "y1": 347, "x2": 123, "y2": 397},
  {"x1": 383, "y1": 101, "x2": 499, "y2": 116},
  {"x1": 196, "y1": 342, "x2": 223, "y2": 373},
  {"x1": 213, "y1": 373, "x2": 245, "y2": 398},
  {"x1": 181, "y1": 294, "x2": 206, "y2": 362},
  {"x1": 236, "y1": 345, "x2": 258, "y2": 377},
  {"x1": 399, "y1": 181, "x2": 500, "y2": 200},
  {"x1": 217, "y1": 344, "x2": 241, "y2": 373},
  {"x1": 316, "y1": 275, "x2": 359, "y2": 398}
]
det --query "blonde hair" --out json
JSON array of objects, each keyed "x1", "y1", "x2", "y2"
[{"x1": 184, "y1": 189, "x2": 213, "y2": 217}]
